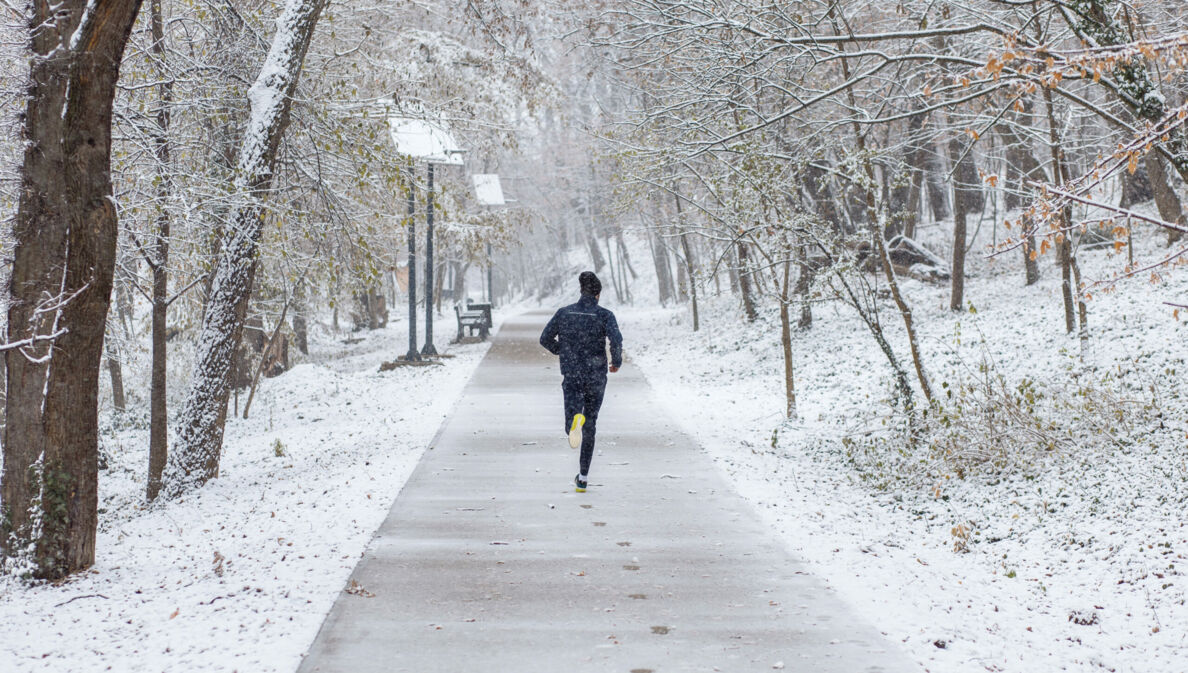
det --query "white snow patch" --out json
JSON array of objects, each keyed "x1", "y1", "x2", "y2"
[{"x1": 0, "y1": 319, "x2": 498, "y2": 672}]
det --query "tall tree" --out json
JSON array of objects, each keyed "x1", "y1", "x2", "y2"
[
  {"x1": 949, "y1": 134, "x2": 976, "y2": 311},
  {"x1": 146, "y1": 0, "x2": 174, "y2": 502},
  {"x1": 2, "y1": 0, "x2": 145, "y2": 579},
  {"x1": 167, "y1": 0, "x2": 329, "y2": 495}
]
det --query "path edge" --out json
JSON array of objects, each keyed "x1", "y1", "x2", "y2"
[{"x1": 293, "y1": 311, "x2": 527, "y2": 672}]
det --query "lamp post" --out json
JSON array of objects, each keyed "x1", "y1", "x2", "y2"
[
  {"x1": 404, "y1": 165, "x2": 419, "y2": 362},
  {"x1": 421, "y1": 150, "x2": 467, "y2": 356},
  {"x1": 388, "y1": 116, "x2": 464, "y2": 360},
  {"x1": 422, "y1": 162, "x2": 438, "y2": 356}
]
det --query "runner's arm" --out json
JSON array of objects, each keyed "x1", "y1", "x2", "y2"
[
  {"x1": 539, "y1": 311, "x2": 562, "y2": 355},
  {"x1": 606, "y1": 311, "x2": 623, "y2": 368}
]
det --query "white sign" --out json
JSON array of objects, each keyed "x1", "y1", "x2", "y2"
[
  {"x1": 472, "y1": 174, "x2": 506, "y2": 206},
  {"x1": 387, "y1": 117, "x2": 464, "y2": 165}
]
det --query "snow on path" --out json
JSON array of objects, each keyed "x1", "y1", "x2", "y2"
[{"x1": 0, "y1": 322, "x2": 496, "y2": 673}]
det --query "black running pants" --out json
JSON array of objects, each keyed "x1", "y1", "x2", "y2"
[{"x1": 562, "y1": 375, "x2": 606, "y2": 476}]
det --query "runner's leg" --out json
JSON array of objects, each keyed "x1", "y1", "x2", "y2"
[
  {"x1": 562, "y1": 376, "x2": 582, "y2": 435},
  {"x1": 578, "y1": 378, "x2": 606, "y2": 476}
]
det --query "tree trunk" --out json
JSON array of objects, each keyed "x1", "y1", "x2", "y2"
[
  {"x1": 875, "y1": 231, "x2": 933, "y2": 403},
  {"x1": 1064, "y1": 237, "x2": 1083, "y2": 335},
  {"x1": 115, "y1": 266, "x2": 135, "y2": 340},
  {"x1": 586, "y1": 227, "x2": 606, "y2": 272},
  {"x1": 795, "y1": 238, "x2": 813, "y2": 329},
  {"x1": 1045, "y1": 88, "x2": 1078, "y2": 335},
  {"x1": 146, "y1": 0, "x2": 173, "y2": 503},
  {"x1": 168, "y1": 0, "x2": 328, "y2": 496},
  {"x1": 727, "y1": 244, "x2": 741, "y2": 295},
  {"x1": 680, "y1": 232, "x2": 699, "y2": 332},
  {"x1": 675, "y1": 245, "x2": 689, "y2": 302},
  {"x1": 1120, "y1": 160, "x2": 1153, "y2": 209},
  {"x1": 455, "y1": 262, "x2": 468, "y2": 308},
  {"x1": 779, "y1": 261, "x2": 796, "y2": 420},
  {"x1": 292, "y1": 313, "x2": 308, "y2": 355},
  {"x1": 901, "y1": 112, "x2": 929, "y2": 239},
  {"x1": 106, "y1": 344, "x2": 126, "y2": 414},
  {"x1": 292, "y1": 279, "x2": 309, "y2": 355},
  {"x1": 953, "y1": 142, "x2": 985, "y2": 215},
  {"x1": 1070, "y1": 254, "x2": 1089, "y2": 347},
  {"x1": 949, "y1": 135, "x2": 971, "y2": 311},
  {"x1": 648, "y1": 230, "x2": 674, "y2": 305},
  {"x1": 925, "y1": 147, "x2": 951, "y2": 222},
  {"x1": 604, "y1": 235, "x2": 623, "y2": 302},
  {"x1": 2, "y1": 0, "x2": 144, "y2": 579},
  {"x1": 615, "y1": 237, "x2": 633, "y2": 304},
  {"x1": 736, "y1": 240, "x2": 758, "y2": 322},
  {"x1": 617, "y1": 231, "x2": 638, "y2": 280},
  {"x1": 1145, "y1": 152, "x2": 1186, "y2": 246},
  {"x1": 147, "y1": 260, "x2": 168, "y2": 502},
  {"x1": 672, "y1": 194, "x2": 699, "y2": 331}
]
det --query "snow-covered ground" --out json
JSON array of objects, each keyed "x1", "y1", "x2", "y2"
[
  {"x1": 617, "y1": 224, "x2": 1188, "y2": 672},
  {"x1": 4, "y1": 217, "x2": 1186, "y2": 673},
  {"x1": 0, "y1": 317, "x2": 498, "y2": 673}
]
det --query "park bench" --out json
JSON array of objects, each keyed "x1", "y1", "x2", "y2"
[{"x1": 454, "y1": 300, "x2": 493, "y2": 341}]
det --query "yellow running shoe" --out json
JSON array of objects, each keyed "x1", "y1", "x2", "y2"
[
  {"x1": 574, "y1": 474, "x2": 587, "y2": 492},
  {"x1": 568, "y1": 413, "x2": 585, "y2": 449}
]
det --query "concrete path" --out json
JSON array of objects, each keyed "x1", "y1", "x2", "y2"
[{"x1": 298, "y1": 312, "x2": 916, "y2": 673}]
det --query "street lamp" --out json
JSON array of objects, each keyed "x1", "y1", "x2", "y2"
[
  {"x1": 388, "y1": 117, "x2": 465, "y2": 359},
  {"x1": 404, "y1": 163, "x2": 418, "y2": 361}
]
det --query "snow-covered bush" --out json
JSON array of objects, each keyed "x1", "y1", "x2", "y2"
[{"x1": 845, "y1": 351, "x2": 1160, "y2": 489}]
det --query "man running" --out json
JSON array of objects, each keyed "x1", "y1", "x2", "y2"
[{"x1": 539, "y1": 271, "x2": 623, "y2": 492}]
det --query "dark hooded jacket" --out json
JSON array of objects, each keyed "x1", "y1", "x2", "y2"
[{"x1": 539, "y1": 295, "x2": 623, "y2": 381}]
